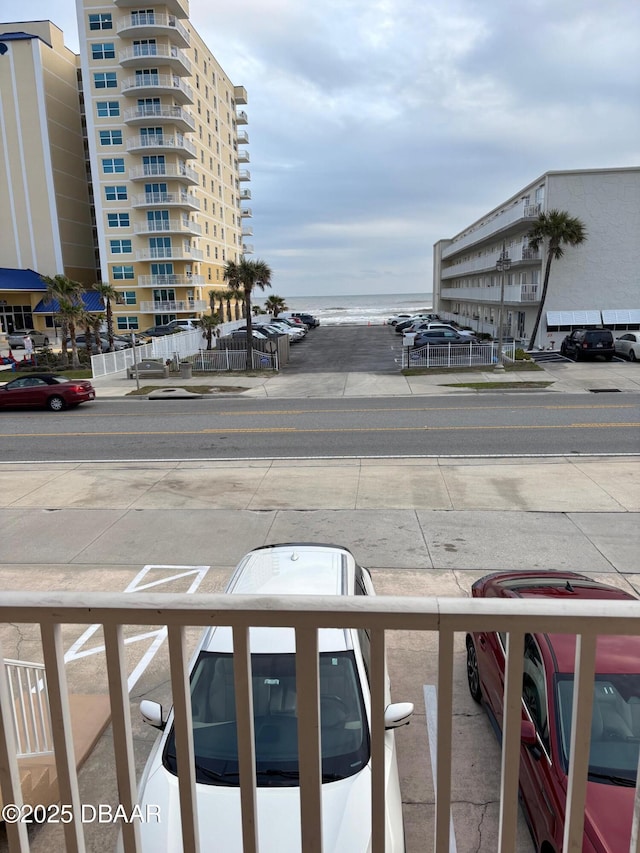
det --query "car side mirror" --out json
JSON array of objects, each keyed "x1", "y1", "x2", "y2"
[
  {"x1": 384, "y1": 702, "x2": 414, "y2": 730},
  {"x1": 521, "y1": 720, "x2": 537, "y2": 747},
  {"x1": 140, "y1": 699, "x2": 165, "y2": 730}
]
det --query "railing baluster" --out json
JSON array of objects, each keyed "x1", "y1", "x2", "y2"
[
  {"x1": 40, "y1": 622, "x2": 86, "y2": 853},
  {"x1": 370, "y1": 629, "x2": 386, "y2": 853},
  {"x1": 104, "y1": 623, "x2": 142, "y2": 853},
  {"x1": 232, "y1": 625, "x2": 258, "y2": 853},
  {"x1": 563, "y1": 633, "x2": 596, "y2": 851},
  {"x1": 0, "y1": 643, "x2": 30, "y2": 852},
  {"x1": 498, "y1": 630, "x2": 524, "y2": 853},
  {"x1": 295, "y1": 626, "x2": 322, "y2": 853},
  {"x1": 435, "y1": 629, "x2": 454, "y2": 853}
]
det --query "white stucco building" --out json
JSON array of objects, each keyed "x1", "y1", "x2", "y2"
[{"x1": 433, "y1": 167, "x2": 640, "y2": 350}]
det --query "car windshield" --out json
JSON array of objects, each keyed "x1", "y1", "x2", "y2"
[
  {"x1": 162, "y1": 650, "x2": 369, "y2": 786},
  {"x1": 557, "y1": 675, "x2": 640, "y2": 783}
]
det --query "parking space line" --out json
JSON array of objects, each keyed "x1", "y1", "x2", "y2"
[
  {"x1": 64, "y1": 564, "x2": 210, "y2": 691},
  {"x1": 424, "y1": 684, "x2": 458, "y2": 853}
]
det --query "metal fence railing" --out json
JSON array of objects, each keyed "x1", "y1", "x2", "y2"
[
  {"x1": 402, "y1": 340, "x2": 516, "y2": 369},
  {"x1": 3, "y1": 658, "x2": 53, "y2": 758}
]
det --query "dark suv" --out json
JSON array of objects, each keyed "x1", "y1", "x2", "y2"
[{"x1": 560, "y1": 329, "x2": 615, "y2": 361}]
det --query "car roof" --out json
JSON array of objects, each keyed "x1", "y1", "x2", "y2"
[
  {"x1": 474, "y1": 571, "x2": 640, "y2": 672},
  {"x1": 202, "y1": 544, "x2": 358, "y2": 654}
]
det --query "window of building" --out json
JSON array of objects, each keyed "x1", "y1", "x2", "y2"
[
  {"x1": 120, "y1": 290, "x2": 137, "y2": 303},
  {"x1": 102, "y1": 158, "x2": 125, "y2": 174},
  {"x1": 117, "y1": 316, "x2": 139, "y2": 330},
  {"x1": 110, "y1": 239, "x2": 132, "y2": 254},
  {"x1": 89, "y1": 13, "x2": 112, "y2": 30},
  {"x1": 105, "y1": 185, "x2": 127, "y2": 201},
  {"x1": 94, "y1": 72, "x2": 117, "y2": 89},
  {"x1": 92, "y1": 43, "x2": 116, "y2": 60},
  {"x1": 107, "y1": 213, "x2": 130, "y2": 227},
  {"x1": 112, "y1": 266, "x2": 135, "y2": 280},
  {"x1": 97, "y1": 101, "x2": 120, "y2": 117},
  {"x1": 99, "y1": 130, "x2": 123, "y2": 146}
]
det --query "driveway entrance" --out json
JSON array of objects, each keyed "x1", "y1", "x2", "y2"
[{"x1": 285, "y1": 325, "x2": 403, "y2": 373}]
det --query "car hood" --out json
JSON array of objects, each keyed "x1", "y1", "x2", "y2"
[
  {"x1": 584, "y1": 781, "x2": 634, "y2": 851},
  {"x1": 139, "y1": 766, "x2": 373, "y2": 852}
]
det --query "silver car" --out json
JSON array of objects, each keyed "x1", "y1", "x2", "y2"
[
  {"x1": 615, "y1": 332, "x2": 640, "y2": 361},
  {"x1": 7, "y1": 329, "x2": 50, "y2": 348}
]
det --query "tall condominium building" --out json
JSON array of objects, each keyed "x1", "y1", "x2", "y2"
[
  {"x1": 433, "y1": 168, "x2": 640, "y2": 349},
  {"x1": 0, "y1": 4, "x2": 250, "y2": 335},
  {"x1": 0, "y1": 21, "x2": 96, "y2": 291}
]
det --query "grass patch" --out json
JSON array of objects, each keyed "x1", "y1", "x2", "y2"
[
  {"x1": 440, "y1": 381, "x2": 554, "y2": 390},
  {"x1": 402, "y1": 362, "x2": 542, "y2": 376},
  {"x1": 126, "y1": 384, "x2": 251, "y2": 396}
]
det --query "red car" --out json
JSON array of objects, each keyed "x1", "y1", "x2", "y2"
[
  {"x1": 466, "y1": 571, "x2": 640, "y2": 853},
  {"x1": 0, "y1": 373, "x2": 95, "y2": 411}
]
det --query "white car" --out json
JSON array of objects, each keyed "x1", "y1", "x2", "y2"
[
  {"x1": 133, "y1": 544, "x2": 413, "y2": 852},
  {"x1": 387, "y1": 313, "x2": 412, "y2": 326},
  {"x1": 615, "y1": 332, "x2": 640, "y2": 361},
  {"x1": 259, "y1": 322, "x2": 305, "y2": 341},
  {"x1": 406, "y1": 322, "x2": 476, "y2": 338}
]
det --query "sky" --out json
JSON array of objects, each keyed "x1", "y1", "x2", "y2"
[{"x1": 8, "y1": 0, "x2": 640, "y2": 297}]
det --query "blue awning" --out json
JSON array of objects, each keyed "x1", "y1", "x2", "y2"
[
  {"x1": 0, "y1": 268, "x2": 47, "y2": 291},
  {"x1": 33, "y1": 292, "x2": 105, "y2": 313}
]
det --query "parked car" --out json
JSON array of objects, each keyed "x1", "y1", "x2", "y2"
[
  {"x1": 413, "y1": 329, "x2": 475, "y2": 347},
  {"x1": 65, "y1": 335, "x2": 130, "y2": 353},
  {"x1": 560, "y1": 329, "x2": 615, "y2": 360},
  {"x1": 615, "y1": 332, "x2": 640, "y2": 361},
  {"x1": 290, "y1": 312, "x2": 319, "y2": 328},
  {"x1": 167, "y1": 319, "x2": 200, "y2": 331},
  {"x1": 259, "y1": 321, "x2": 305, "y2": 341},
  {"x1": 231, "y1": 328, "x2": 270, "y2": 341},
  {"x1": 387, "y1": 313, "x2": 413, "y2": 326},
  {"x1": 466, "y1": 570, "x2": 640, "y2": 853},
  {"x1": 133, "y1": 543, "x2": 413, "y2": 853},
  {"x1": 7, "y1": 329, "x2": 50, "y2": 348},
  {"x1": 142, "y1": 325, "x2": 182, "y2": 337},
  {"x1": 395, "y1": 314, "x2": 440, "y2": 333},
  {"x1": 0, "y1": 374, "x2": 95, "y2": 411}
]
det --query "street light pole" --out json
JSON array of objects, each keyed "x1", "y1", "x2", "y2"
[{"x1": 495, "y1": 243, "x2": 511, "y2": 371}]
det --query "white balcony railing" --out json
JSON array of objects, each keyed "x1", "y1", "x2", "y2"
[
  {"x1": 134, "y1": 219, "x2": 202, "y2": 236},
  {"x1": 3, "y1": 658, "x2": 53, "y2": 758},
  {"x1": 129, "y1": 164, "x2": 198, "y2": 184},
  {"x1": 116, "y1": 13, "x2": 190, "y2": 47},
  {"x1": 126, "y1": 135, "x2": 196, "y2": 157},
  {"x1": 138, "y1": 299, "x2": 207, "y2": 312},
  {"x1": 441, "y1": 246, "x2": 542, "y2": 279},
  {"x1": 137, "y1": 275, "x2": 204, "y2": 287},
  {"x1": 123, "y1": 105, "x2": 195, "y2": 132},
  {"x1": 136, "y1": 246, "x2": 203, "y2": 261},
  {"x1": 132, "y1": 192, "x2": 199, "y2": 210},
  {"x1": 440, "y1": 284, "x2": 539, "y2": 304},
  {"x1": 119, "y1": 44, "x2": 191, "y2": 75},
  {"x1": 121, "y1": 74, "x2": 193, "y2": 104},
  {"x1": 442, "y1": 203, "x2": 542, "y2": 260},
  {"x1": 2, "y1": 593, "x2": 640, "y2": 853}
]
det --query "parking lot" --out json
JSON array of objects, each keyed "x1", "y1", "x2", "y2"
[{"x1": 1, "y1": 454, "x2": 639, "y2": 852}]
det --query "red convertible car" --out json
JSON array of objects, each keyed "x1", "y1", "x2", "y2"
[
  {"x1": 466, "y1": 570, "x2": 640, "y2": 853},
  {"x1": 0, "y1": 374, "x2": 95, "y2": 410}
]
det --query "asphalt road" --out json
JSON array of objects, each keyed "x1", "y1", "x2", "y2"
[{"x1": 1, "y1": 393, "x2": 639, "y2": 461}]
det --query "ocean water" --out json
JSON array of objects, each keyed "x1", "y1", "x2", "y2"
[{"x1": 274, "y1": 292, "x2": 433, "y2": 326}]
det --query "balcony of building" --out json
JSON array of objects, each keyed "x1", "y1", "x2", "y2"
[
  {"x1": 240, "y1": 207, "x2": 252, "y2": 218},
  {"x1": 233, "y1": 85, "x2": 247, "y2": 104},
  {"x1": 114, "y1": 0, "x2": 189, "y2": 18},
  {"x1": 441, "y1": 246, "x2": 541, "y2": 279},
  {"x1": 116, "y1": 13, "x2": 190, "y2": 47},
  {"x1": 236, "y1": 130, "x2": 249, "y2": 145},
  {"x1": 129, "y1": 163, "x2": 198, "y2": 185},
  {"x1": 138, "y1": 299, "x2": 206, "y2": 312},
  {"x1": 119, "y1": 44, "x2": 191, "y2": 75},
  {"x1": 239, "y1": 188, "x2": 251, "y2": 200},
  {"x1": 238, "y1": 169, "x2": 251, "y2": 182},
  {"x1": 441, "y1": 202, "x2": 542, "y2": 260},
  {"x1": 0, "y1": 592, "x2": 630, "y2": 853},
  {"x1": 126, "y1": 134, "x2": 197, "y2": 158},
  {"x1": 134, "y1": 218, "x2": 202, "y2": 236},
  {"x1": 121, "y1": 74, "x2": 193, "y2": 104},
  {"x1": 136, "y1": 245, "x2": 203, "y2": 261},
  {"x1": 236, "y1": 110, "x2": 248, "y2": 125},
  {"x1": 242, "y1": 243, "x2": 254, "y2": 254},
  {"x1": 440, "y1": 283, "x2": 539, "y2": 304},
  {"x1": 237, "y1": 149, "x2": 250, "y2": 164},
  {"x1": 241, "y1": 226, "x2": 253, "y2": 238},
  {"x1": 132, "y1": 191, "x2": 199, "y2": 210},
  {"x1": 123, "y1": 104, "x2": 195, "y2": 133},
  {"x1": 137, "y1": 274, "x2": 204, "y2": 288}
]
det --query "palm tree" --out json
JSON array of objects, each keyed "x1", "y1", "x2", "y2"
[
  {"x1": 41, "y1": 274, "x2": 84, "y2": 367},
  {"x1": 265, "y1": 295, "x2": 287, "y2": 318},
  {"x1": 58, "y1": 298, "x2": 86, "y2": 369},
  {"x1": 199, "y1": 312, "x2": 221, "y2": 350},
  {"x1": 93, "y1": 282, "x2": 120, "y2": 351},
  {"x1": 224, "y1": 259, "x2": 272, "y2": 369},
  {"x1": 526, "y1": 210, "x2": 587, "y2": 350}
]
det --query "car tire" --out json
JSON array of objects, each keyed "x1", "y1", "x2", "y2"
[
  {"x1": 47, "y1": 395, "x2": 66, "y2": 412},
  {"x1": 630, "y1": 350, "x2": 637, "y2": 362},
  {"x1": 466, "y1": 636, "x2": 482, "y2": 703},
  {"x1": 43, "y1": 337, "x2": 49, "y2": 346}
]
